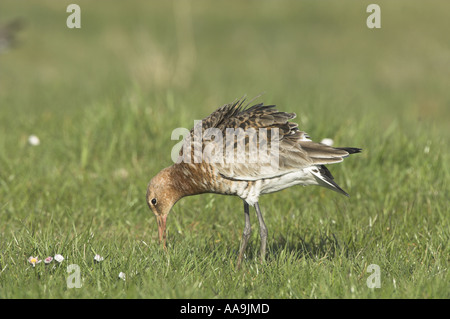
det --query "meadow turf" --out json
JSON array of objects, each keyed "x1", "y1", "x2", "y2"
[{"x1": 0, "y1": 1, "x2": 448, "y2": 298}]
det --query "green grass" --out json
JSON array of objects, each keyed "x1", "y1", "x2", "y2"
[{"x1": 0, "y1": 0, "x2": 449, "y2": 298}]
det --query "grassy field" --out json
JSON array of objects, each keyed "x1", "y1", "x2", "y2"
[{"x1": 0, "y1": 1, "x2": 448, "y2": 299}]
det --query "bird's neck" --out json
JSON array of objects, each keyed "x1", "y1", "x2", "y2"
[{"x1": 166, "y1": 163, "x2": 209, "y2": 199}]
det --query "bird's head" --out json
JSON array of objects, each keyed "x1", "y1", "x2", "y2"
[{"x1": 146, "y1": 167, "x2": 181, "y2": 247}]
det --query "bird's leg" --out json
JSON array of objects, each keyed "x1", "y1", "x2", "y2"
[
  {"x1": 236, "y1": 201, "x2": 251, "y2": 269},
  {"x1": 255, "y1": 202, "x2": 268, "y2": 263}
]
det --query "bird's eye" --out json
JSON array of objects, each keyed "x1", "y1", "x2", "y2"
[{"x1": 151, "y1": 198, "x2": 157, "y2": 206}]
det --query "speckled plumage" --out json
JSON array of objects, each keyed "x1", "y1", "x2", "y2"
[{"x1": 146, "y1": 97, "x2": 361, "y2": 267}]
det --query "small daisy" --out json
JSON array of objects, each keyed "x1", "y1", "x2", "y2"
[
  {"x1": 54, "y1": 254, "x2": 64, "y2": 263},
  {"x1": 94, "y1": 254, "x2": 104, "y2": 262},
  {"x1": 118, "y1": 272, "x2": 126, "y2": 281},
  {"x1": 44, "y1": 256, "x2": 53, "y2": 264},
  {"x1": 28, "y1": 256, "x2": 41, "y2": 267},
  {"x1": 320, "y1": 138, "x2": 334, "y2": 146},
  {"x1": 28, "y1": 135, "x2": 40, "y2": 146}
]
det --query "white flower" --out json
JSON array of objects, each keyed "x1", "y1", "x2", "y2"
[
  {"x1": 118, "y1": 272, "x2": 126, "y2": 281},
  {"x1": 320, "y1": 138, "x2": 334, "y2": 146},
  {"x1": 94, "y1": 254, "x2": 104, "y2": 262},
  {"x1": 54, "y1": 254, "x2": 64, "y2": 263},
  {"x1": 28, "y1": 256, "x2": 41, "y2": 267},
  {"x1": 44, "y1": 256, "x2": 53, "y2": 264},
  {"x1": 28, "y1": 135, "x2": 40, "y2": 146}
]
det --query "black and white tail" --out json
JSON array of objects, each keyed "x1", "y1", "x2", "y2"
[{"x1": 309, "y1": 147, "x2": 361, "y2": 196}]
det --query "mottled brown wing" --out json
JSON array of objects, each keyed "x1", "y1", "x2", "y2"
[{"x1": 178, "y1": 98, "x2": 356, "y2": 180}]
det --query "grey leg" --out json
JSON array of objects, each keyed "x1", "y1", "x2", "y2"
[
  {"x1": 236, "y1": 201, "x2": 251, "y2": 269},
  {"x1": 255, "y1": 202, "x2": 268, "y2": 262}
]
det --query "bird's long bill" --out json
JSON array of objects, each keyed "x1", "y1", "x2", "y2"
[{"x1": 156, "y1": 215, "x2": 168, "y2": 248}]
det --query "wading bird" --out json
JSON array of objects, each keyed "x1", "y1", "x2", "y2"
[{"x1": 146, "y1": 98, "x2": 361, "y2": 268}]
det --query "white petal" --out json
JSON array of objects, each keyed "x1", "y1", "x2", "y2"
[
  {"x1": 28, "y1": 135, "x2": 40, "y2": 146},
  {"x1": 320, "y1": 138, "x2": 334, "y2": 146},
  {"x1": 94, "y1": 254, "x2": 104, "y2": 262}
]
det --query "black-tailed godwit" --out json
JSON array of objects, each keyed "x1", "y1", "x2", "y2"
[{"x1": 146, "y1": 98, "x2": 361, "y2": 268}]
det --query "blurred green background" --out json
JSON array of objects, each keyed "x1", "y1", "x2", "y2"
[
  {"x1": 2, "y1": 1, "x2": 449, "y2": 124},
  {"x1": 0, "y1": 1, "x2": 448, "y2": 298}
]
